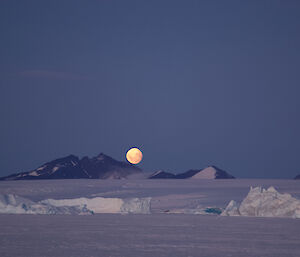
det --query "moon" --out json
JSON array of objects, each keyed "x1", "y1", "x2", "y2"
[{"x1": 126, "y1": 148, "x2": 143, "y2": 164}]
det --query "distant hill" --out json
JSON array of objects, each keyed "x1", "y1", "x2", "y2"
[
  {"x1": 0, "y1": 153, "x2": 141, "y2": 180},
  {"x1": 295, "y1": 175, "x2": 300, "y2": 180},
  {"x1": 187, "y1": 166, "x2": 235, "y2": 179},
  {"x1": 148, "y1": 166, "x2": 235, "y2": 179}
]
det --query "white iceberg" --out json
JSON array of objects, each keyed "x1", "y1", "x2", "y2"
[
  {"x1": 0, "y1": 194, "x2": 151, "y2": 215},
  {"x1": 222, "y1": 186, "x2": 300, "y2": 218},
  {"x1": 221, "y1": 200, "x2": 240, "y2": 216},
  {"x1": 0, "y1": 194, "x2": 89, "y2": 214},
  {"x1": 120, "y1": 197, "x2": 151, "y2": 214},
  {"x1": 40, "y1": 197, "x2": 124, "y2": 214}
]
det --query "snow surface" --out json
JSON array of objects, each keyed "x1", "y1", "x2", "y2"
[
  {"x1": 222, "y1": 186, "x2": 300, "y2": 218},
  {"x1": 190, "y1": 166, "x2": 217, "y2": 179},
  {"x1": 51, "y1": 166, "x2": 59, "y2": 173},
  {"x1": 1, "y1": 214, "x2": 300, "y2": 257},
  {"x1": 28, "y1": 171, "x2": 38, "y2": 176},
  {"x1": 150, "y1": 170, "x2": 164, "y2": 177},
  {"x1": 82, "y1": 168, "x2": 90, "y2": 178},
  {"x1": 71, "y1": 160, "x2": 77, "y2": 166}
]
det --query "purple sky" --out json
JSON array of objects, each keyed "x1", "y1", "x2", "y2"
[{"x1": 1, "y1": 0, "x2": 300, "y2": 178}]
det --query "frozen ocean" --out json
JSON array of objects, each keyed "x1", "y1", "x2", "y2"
[{"x1": 0, "y1": 179, "x2": 300, "y2": 257}]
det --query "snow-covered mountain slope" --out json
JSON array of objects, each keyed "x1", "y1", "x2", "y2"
[
  {"x1": 189, "y1": 166, "x2": 235, "y2": 179},
  {"x1": 189, "y1": 166, "x2": 217, "y2": 179},
  {"x1": 222, "y1": 186, "x2": 300, "y2": 218},
  {"x1": 0, "y1": 153, "x2": 141, "y2": 180},
  {"x1": 148, "y1": 170, "x2": 176, "y2": 179}
]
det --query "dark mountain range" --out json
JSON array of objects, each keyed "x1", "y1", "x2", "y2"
[
  {"x1": 0, "y1": 153, "x2": 235, "y2": 181},
  {"x1": 148, "y1": 166, "x2": 235, "y2": 179},
  {"x1": 0, "y1": 153, "x2": 141, "y2": 180},
  {"x1": 295, "y1": 175, "x2": 300, "y2": 179}
]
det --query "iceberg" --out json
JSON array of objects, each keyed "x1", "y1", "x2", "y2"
[
  {"x1": 0, "y1": 194, "x2": 151, "y2": 215},
  {"x1": 221, "y1": 200, "x2": 240, "y2": 216},
  {"x1": 222, "y1": 186, "x2": 300, "y2": 218},
  {"x1": 40, "y1": 197, "x2": 124, "y2": 214},
  {"x1": 0, "y1": 194, "x2": 90, "y2": 214},
  {"x1": 120, "y1": 197, "x2": 151, "y2": 214}
]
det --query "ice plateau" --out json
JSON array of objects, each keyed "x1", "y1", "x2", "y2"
[{"x1": 222, "y1": 186, "x2": 300, "y2": 218}]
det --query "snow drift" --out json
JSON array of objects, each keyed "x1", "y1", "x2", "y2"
[
  {"x1": 222, "y1": 186, "x2": 300, "y2": 218},
  {"x1": 0, "y1": 194, "x2": 151, "y2": 215}
]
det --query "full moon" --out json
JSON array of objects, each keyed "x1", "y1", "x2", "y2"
[{"x1": 126, "y1": 148, "x2": 143, "y2": 164}]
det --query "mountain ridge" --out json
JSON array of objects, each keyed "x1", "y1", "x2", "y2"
[
  {"x1": 149, "y1": 165, "x2": 235, "y2": 179},
  {"x1": 0, "y1": 153, "x2": 235, "y2": 180},
  {"x1": 0, "y1": 153, "x2": 141, "y2": 180}
]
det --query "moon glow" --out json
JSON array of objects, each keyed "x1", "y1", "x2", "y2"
[{"x1": 126, "y1": 148, "x2": 143, "y2": 164}]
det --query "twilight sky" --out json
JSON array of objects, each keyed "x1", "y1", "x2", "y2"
[{"x1": 1, "y1": 0, "x2": 300, "y2": 178}]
